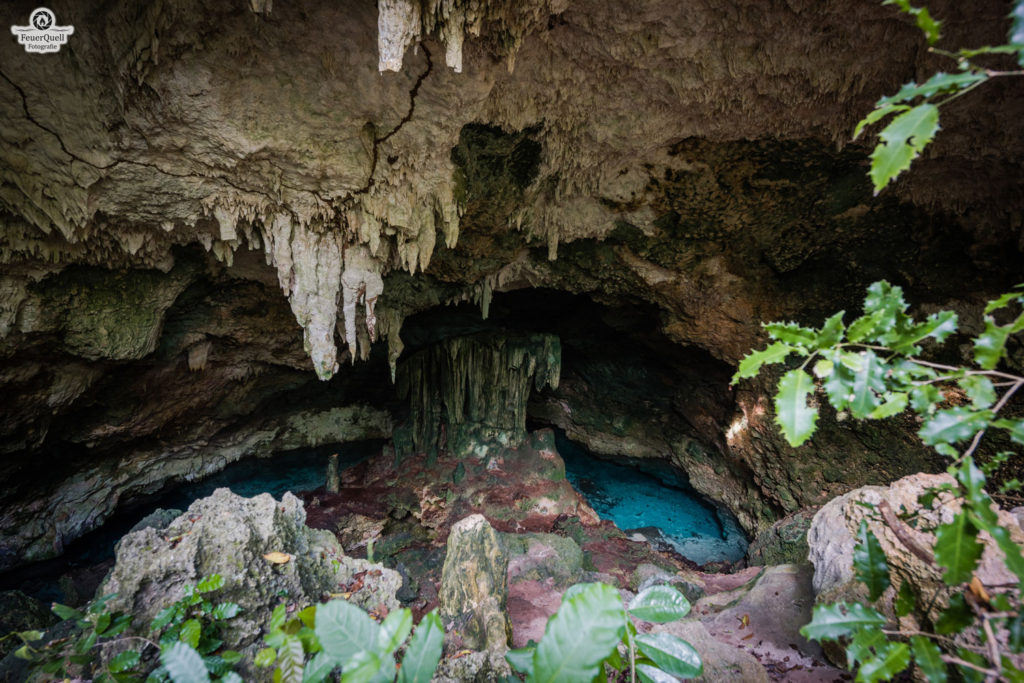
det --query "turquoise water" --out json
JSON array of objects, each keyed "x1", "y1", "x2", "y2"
[{"x1": 556, "y1": 431, "x2": 748, "y2": 565}]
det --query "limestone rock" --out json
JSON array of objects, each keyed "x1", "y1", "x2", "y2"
[
  {"x1": 439, "y1": 514, "x2": 510, "y2": 653},
  {"x1": 746, "y1": 507, "x2": 816, "y2": 566},
  {"x1": 101, "y1": 488, "x2": 400, "y2": 648},
  {"x1": 504, "y1": 532, "x2": 583, "y2": 589},
  {"x1": 0, "y1": 590, "x2": 56, "y2": 659},
  {"x1": 652, "y1": 619, "x2": 768, "y2": 683},
  {"x1": 808, "y1": 473, "x2": 1024, "y2": 661},
  {"x1": 126, "y1": 508, "x2": 182, "y2": 535}
]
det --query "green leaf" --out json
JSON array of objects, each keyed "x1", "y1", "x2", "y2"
[
  {"x1": 152, "y1": 605, "x2": 180, "y2": 631},
  {"x1": 270, "y1": 604, "x2": 288, "y2": 632},
  {"x1": 302, "y1": 652, "x2": 336, "y2": 683},
  {"x1": 815, "y1": 311, "x2": 847, "y2": 349},
  {"x1": 277, "y1": 636, "x2": 306, "y2": 683},
  {"x1": 628, "y1": 585, "x2": 691, "y2": 623},
  {"x1": 635, "y1": 663, "x2": 679, "y2": 683},
  {"x1": 161, "y1": 642, "x2": 211, "y2": 683},
  {"x1": 882, "y1": 0, "x2": 942, "y2": 44},
  {"x1": 196, "y1": 575, "x2": 224, "y2": 594},
  {"x1": 847, "y1": 627, "x2": 887, "y2": 668},
  {"x1": 935, "y1": 593, "x2": 972, "y2": 635},
  {"x1": 255, "y1": 647, "x2": 278, "y2": 668},
  {"x1": 959, "y1": 376, "x2": 996, "y2": 409},
  {"x1": 919, "y1": 407, "x2": 992, "y2": 446},
  {"x1": 634, "y1": 633, "x2": 703, "y2": 679},
  {"x1": 377, "y1": 609, "x2": 413, "y2": 655},
  {"x1": 731, "y1": 342, "x2": 800, "y2": 384},
  {"x1": 856, "y1": 641, "x2": 911, "y2": 683},
  {"x1": 51, "y1": 603, "x2": 85, "y2": 621},
  {"x1": 847, "y1": 311, "x2": 884, "y2": 343},
  {"x1": 95, "y1": 611, "x2": 112, "y2": 635},
  {"x1": 868, "y1": 392, "x2": 908, "y2": 419},
  {"x1": 934, "y1": 512, "x2": 983, "y2": 584},
  {"x1": 869, "y1": 104, "x2": 939, "y2": 194},
  {"x1": 854, "y1": 104, "x2": 910, "y2": 140},
  {"x1": 505, "y1": 646, "x2": 536, "y2": 677},
  {"x1": 110, "y1": 649, "x2": 142, "y2": 673},
  {"x1": 398, "y1": 610, "x2": 443, "y2": 683},
  {"x1": 894, "y1": 582, "x2": 916, "y2": 618},
  {"x1": 1012, "y1": 1, "x2": 1024, "y2": 65},
  {"x1": 338, "y1": 649, "x2": 383, "y2": 683},
  {"x1": 800, "y1": 603, "x2": 887, "y2": 642},
  {"x1": 878, "y1": 72, "x2": 985, "y2": 106},
  {"x1": 764, "y1": 322, "x2": 818, "y2": 346},
  {"x1": 984, "y1": 287, "x2": 1024, "y2": 314},
  {"x1": 853, "y1": 522, "x2": 891, "y2": 601},
  {"x1": 974, "y1": 316, "x2": 1016, "y2": 369},
  {"x1": 210, "y1": 603, "x2": 241, "y2": 621},
  {"x1": 529, "y1": 583, "x2": 627, "y2": 683},
  {"x1": 849, "y1": 351, "x2": 886, "y2": 419},
  {"x1": 911, "y1": 636, "x2": 947, "y2": 682},
  {"x1": 996, "y1": 418, "x2": 1024, "y2": 445},
  {"x1": 890, "y1": 311, "x2": 959, "y2": 354},
  {"x1": 222, "y1": 674, "x2": 243, "y2": 683},
  {"x1": 774, "y1": 369, "x2": 819, "y2": 447},
  {"x1": 180, "y1": 619, "x2": 202, "y2": 649},
  {"x1": 314, "y1": 600, "x2": 378, "y2": 669}
]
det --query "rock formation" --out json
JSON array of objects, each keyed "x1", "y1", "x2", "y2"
[{"x1": 0, "y1": 0, "x2": 1021, "y2": 579}]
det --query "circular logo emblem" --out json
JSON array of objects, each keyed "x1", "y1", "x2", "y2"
[{"x1": 30, "y1": 8, "x2": 55, "y2": 31}]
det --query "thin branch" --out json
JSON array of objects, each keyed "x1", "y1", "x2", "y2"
[
  {"x1": 879, "y1": 500, "x2": 936, "y2": 566},
  {"x1": 942, "y1": 654, "x2": 999, "y2": 677}
]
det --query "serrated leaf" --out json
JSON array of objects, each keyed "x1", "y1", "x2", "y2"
[
  {"x1": 813, "y1": 359, "x2": 834, "y2": 378},
  {"x1": 919, "y1": 407, "x2": 992, "y2": 446},
  {"x1": 774, "y1": 369, "x2": 819, "y2": 447},
  {"x1": 854, "y1": 104, "x2": 910, "y2": 140},
  {"x1": 196, "y1": 575, "x2": 224, "y2": 594},
  {"x1": 731, "y1": 342, "x2": 800, "y2": 384},
  {"x1": 878, "y1": 72, "x2": 985, "y2": 106},
  {"x1": 974, "y1": 316, "x2": 1014, "y2": 369},
  {"x1": 934, "y1": 513, "x2": 982, "y2": 584},
  {"x1": 995, "y1": 418, "x2": 1024, "y2": 445},
  {"x1": 890, "y1": 311, "x2": 959, "y2": 354},
  {"x1": 800, "y1": 603, "x2": 887, "y2": 641},
  {"x1": 869, "y1": 104, "x2": 939, "y2": 194},
  {"x1": 911, "y1": 636, "x2": 947, "y2": 682},
  {"x1": 628, "y1": 585, "x2": 691, "y2": 623},
  {"x1": 868, "y1": 392, "x2": 908, "y2": 419},
  {"x1": 847, "y1": 311, "x2": 884, "y2": 343},
  {"x1": 529, "y1": 583, "x2": 626, "y2": 683},
  {"x1": 854, "y1": 522, "x2": 891, "y2": 601},
  {"x1": 959, "y1": 376, "x2": 996, "y2": 409},
  {"x1": 634, "y1": 632, "x2": 703, "y2": 679},
  {"x1": 909, "y1": 384, "x2": 942, "y2": 414},
  {"x1": 764, "y1": 321, "x2": 818, "y2": 346},
  {"x1": 152, "y1": 604, "x2": 180, "y2": 631},
  {"x1": 849, "y1": 351, "x2": 886, "y2": 419},
  {"x1": 161, "y1": 642, "x2": 211, "y2": 683},
  {"x1": 857, "y1": 641, "x2": 911, "y2": 683},
  {"x1": 847, "y1": 627, "x2": 887, "y2": 668},
  {"x1": 984, "y1": 287, "x2": 1024, "y2": 314},
  {"x1": 1012, "y1": 1, "x2": 1024, "y2": 65},
  {"x1": 824, "y1": 353, "x2": 856, "y2": 411}
]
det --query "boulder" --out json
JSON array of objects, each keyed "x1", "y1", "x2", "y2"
[
  {"x1": 439, "y1": 514, "x2": 511, "y2": 657},
  {"x1": 504, "y1": 532, "x2": 583, "y2": 589},
  {"x1": 745, "y1": 507, "x2": 816, "y2": 566},
  {"x1": 652, "y1": 619, "x2": 768, "y2": 683},
  {"x1": 101, "y1": 488, "x2": 400, "y2": 649}
]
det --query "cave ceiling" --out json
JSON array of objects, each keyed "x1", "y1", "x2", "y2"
[{"x1": 0, "y1": 0, "x2": 1022, "y2": 569}]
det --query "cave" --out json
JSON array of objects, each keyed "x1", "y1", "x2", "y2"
[{"x1": 1, "y1": 0, "x2": 1023, "y2": 680}]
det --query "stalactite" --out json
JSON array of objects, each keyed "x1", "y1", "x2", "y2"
[{"x1": 395, "y1": 331, "x2": 560, "y2": 459}]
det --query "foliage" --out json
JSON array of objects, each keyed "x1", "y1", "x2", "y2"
[
  {"x1": 733, "y1": 281, "x2": 1024, "y2": 681},
  {"x1": 9, "y1": 574, "x2": 242, "y2": 682},
  {"x1": 506, "y1": 582, "x2": 702, "y2": 682},
  {"x1": 255, "y1": 601, "x2": 443, "y2": 683},
  {"x1": 856, "y1": 0, "x2": 1024, "y2": 193}
]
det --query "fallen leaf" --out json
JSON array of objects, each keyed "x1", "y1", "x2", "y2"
[
  {"x1": 742, "y1": 633, "x2": 755, "y2": 640},
  {"x1": 969, "y1": 575, "x2": 991, "y2": 604},
  {"x1": 263, "y1": 551, "x2": 292, "y2": 564}
]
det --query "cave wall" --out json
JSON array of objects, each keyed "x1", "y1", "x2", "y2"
[{"x1": 1, "y1": 0, "x2": 1022, "y2": 568}]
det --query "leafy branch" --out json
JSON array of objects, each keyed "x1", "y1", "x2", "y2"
[{"x1": 857, "y1": 0, "x2": 1024, "y2": 193}]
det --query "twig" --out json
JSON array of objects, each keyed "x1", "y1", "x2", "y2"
[
  {"x1": 879, "y1": 500, "x2": 936, "y2": 566},
  {"x1": 942, "y1": 654, "x2": 999, "y2": 677},
  {"x1": 981, "y1": 615, "x2": 1000, "y2": 683}
]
